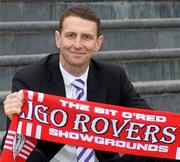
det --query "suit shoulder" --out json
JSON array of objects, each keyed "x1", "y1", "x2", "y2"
[
  {"x1": 13, "y1": 53, "x2": 59, "y2": 80},
  {"x1": 91, "y1": 59, "x2": 125, "y2": 75}
]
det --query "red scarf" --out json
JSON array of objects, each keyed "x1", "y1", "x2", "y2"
[
  {"x1": 0, "y1": 113, "x2": 37, "y2": 162},
  {"x1": 1, "y1": 90, "x2": 180, "y2": 161}
]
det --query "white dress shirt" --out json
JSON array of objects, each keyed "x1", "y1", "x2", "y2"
[{"x1": 50, "y1": 63, "x2": 99, "y2": 162}]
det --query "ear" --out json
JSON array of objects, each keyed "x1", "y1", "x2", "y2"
[
  {"x1": 95, "y1": 35, "x2": 104, "y2": 52},
  {"x1": 55, "y1": 30, "x2": 61, "y2": 48}
]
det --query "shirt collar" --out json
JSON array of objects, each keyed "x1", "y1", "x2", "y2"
[{"x1": 59, "y1": 62, "x2": 89, "y2": 86}]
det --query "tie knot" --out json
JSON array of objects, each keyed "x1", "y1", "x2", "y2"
[
  {"x1": 71, "y1": 79, "x2": 85, "y2": 100},
  {"x1": 72, "y1": 79, "x2": 85, "y2": 90}
]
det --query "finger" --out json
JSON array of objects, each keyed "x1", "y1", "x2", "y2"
[
  {"x1": 4, "y1": 92, "x2": 24, "y2": 106},
  {"x1": 4, "y1": 96, "x2": 24, "y2": 108},
  {"x1": 5, "y1": 92, "x2": 23, "y2": 101},
  {"x1": 4, "y1": 101, "x2": 22, "y2": 116},
  {"x1": 3, "y1": 92, "x2": 24, "y2": 120},
  {"x1": 4, "y1": 103, "x2": 22, "y2": 120},
  {"x1": 4, "y1": 100, "x2": 23, "y2": 113}
]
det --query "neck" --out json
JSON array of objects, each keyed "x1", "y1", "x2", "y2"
[
  {"x1": 64, "y1": 66, "x2": 88, "y2": 77},
  {"x1": 60, "y1": 61, "x2": 89, "y2": 78}
]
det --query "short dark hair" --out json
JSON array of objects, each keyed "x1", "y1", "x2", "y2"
[{"x1": 59, "y1": 6, "x2": 101, "y2": 37}]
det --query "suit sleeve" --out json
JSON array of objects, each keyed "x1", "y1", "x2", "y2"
[{"x1": 1, "y1": 70, "x2": 30, "y2": 149}]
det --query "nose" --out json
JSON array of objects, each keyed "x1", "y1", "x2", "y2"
[{"x1": 74, "y1": 37, "x2": 83, "y2": 49}]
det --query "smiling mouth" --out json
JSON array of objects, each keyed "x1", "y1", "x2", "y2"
[{"x1": 71, "y1": 52, "x2": 85, "y2": 55}]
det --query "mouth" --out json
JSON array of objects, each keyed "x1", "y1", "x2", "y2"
[{"x1": 71, "y1": 52, "x2": 86, "y2": 55}]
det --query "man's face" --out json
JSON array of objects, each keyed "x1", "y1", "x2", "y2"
[{"x1": 55, "y1": 16, "x2": 103, "y2": 75}]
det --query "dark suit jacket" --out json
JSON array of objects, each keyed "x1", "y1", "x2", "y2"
[{"x1": 5, "y1": 53, "x2": 177, "y2": 162}]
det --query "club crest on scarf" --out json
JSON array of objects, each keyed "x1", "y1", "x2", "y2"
[{"x1": 12, "y1": 133, "x2": 26, "y2": 159}]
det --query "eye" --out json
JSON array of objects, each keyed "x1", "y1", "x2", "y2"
[
  {"x1": 83, "y1": 34, "x2": 93, "y2": 40},
  {"x1": 66, "y1": 33, "x2": 75, "y2": 39}
]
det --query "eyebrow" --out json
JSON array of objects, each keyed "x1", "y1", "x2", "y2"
[{"x1": 65, "y1": 31, "x2": 95, "y2": 38}]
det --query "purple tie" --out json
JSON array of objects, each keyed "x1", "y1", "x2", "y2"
[
  {"x1": 72, "y1": 79, "x2": 95, "y2": 162},
  {"x1": 71, "y1": 79, "x2": 85, "y2": 100}
]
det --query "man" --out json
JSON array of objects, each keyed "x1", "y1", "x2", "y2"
[{"x1": 2, "y1": 6, "x2": 177, "y2": 162}]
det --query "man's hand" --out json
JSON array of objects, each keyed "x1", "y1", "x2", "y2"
[{"x1": 3, "y1": 92, "x2": 24, "y2": 120}]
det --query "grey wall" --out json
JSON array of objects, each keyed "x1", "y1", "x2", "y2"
[{"x1": 1, "y1": 1, "x2": 180, "y2": 22}]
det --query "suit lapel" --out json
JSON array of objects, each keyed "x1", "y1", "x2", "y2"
[
  {"x1": 87, "y1": 60, "x2": 108, "y2": 103},
  {"x1": 39, "y1": 55, "x2": 109, "y2": 159},
  {"x1": 43, "y1": 54, "x2": 66, "y2": 97},
  {"x1": 42, "y1": 55, "x2": 108, "y2": 103}
]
